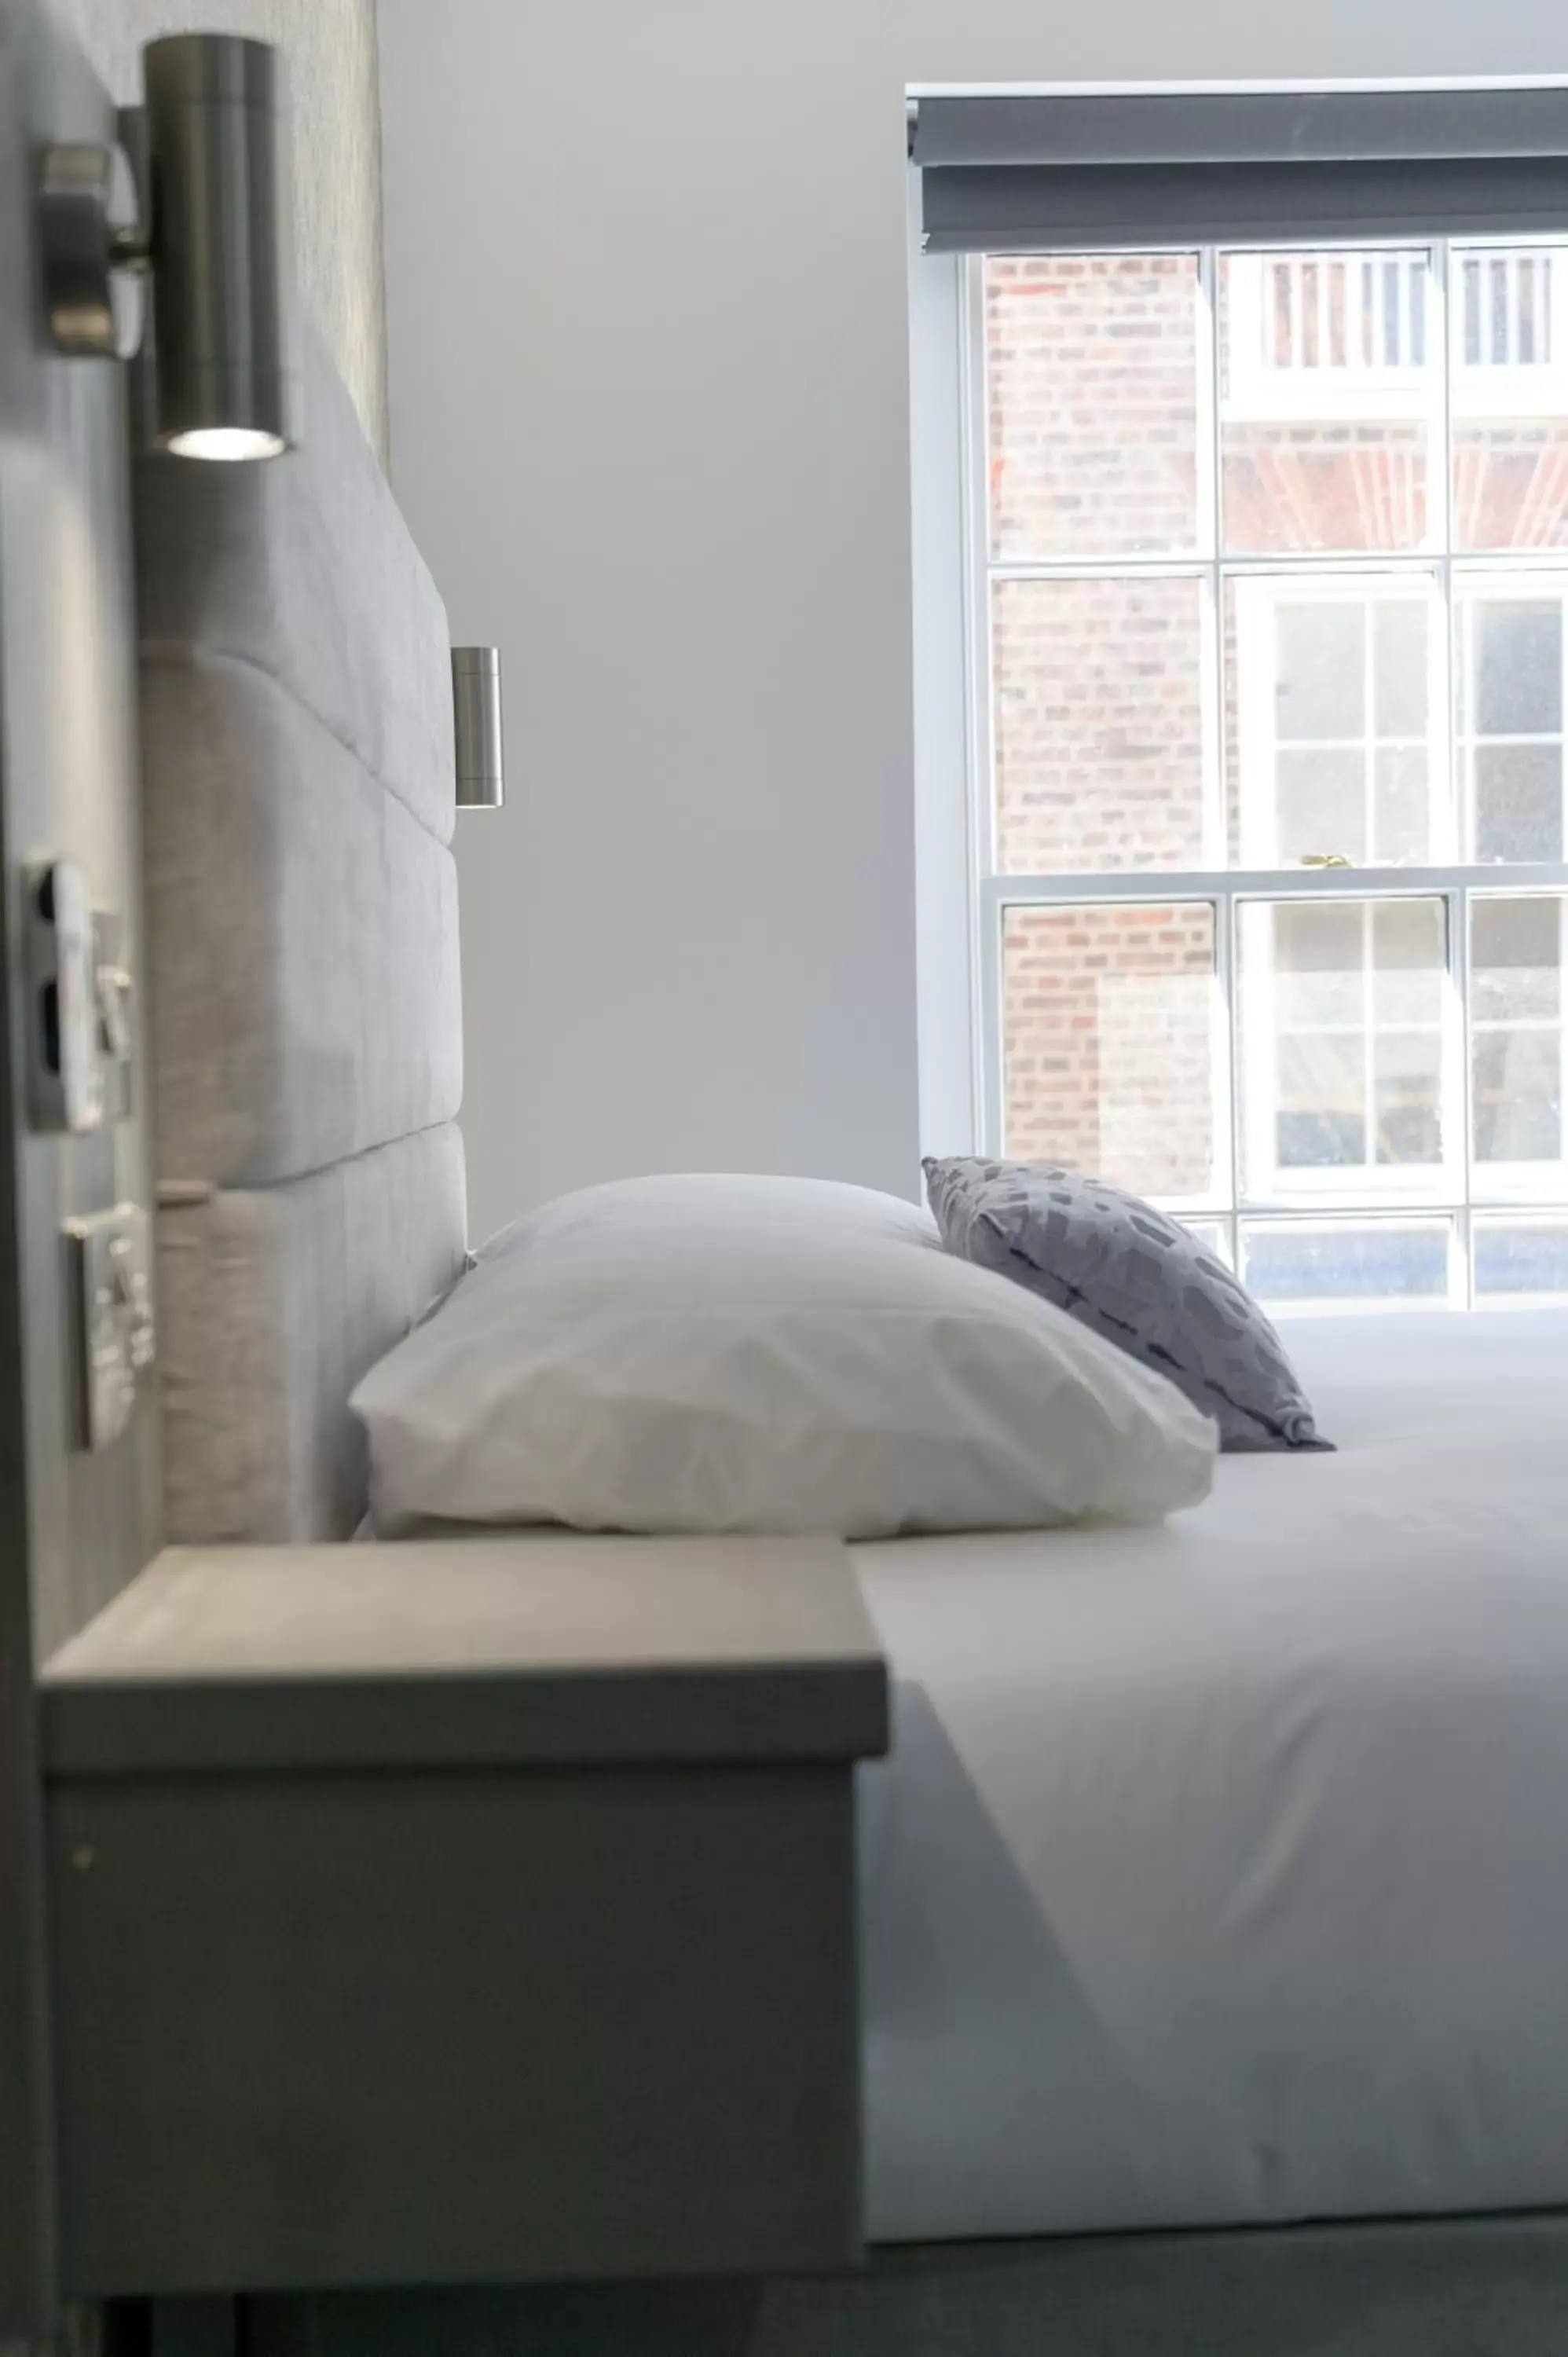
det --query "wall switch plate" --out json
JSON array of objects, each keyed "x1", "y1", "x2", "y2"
[
  {"x1": 66, "y1": 1203, "x2": 154, "y2": 1452},
  {"x1": 27, "y1": 859, "x2": 104, "y2": 1131}
]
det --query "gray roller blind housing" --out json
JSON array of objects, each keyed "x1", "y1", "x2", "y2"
[{"x1": 914, "y1": 89, "x2": 1568, "y2": 251}]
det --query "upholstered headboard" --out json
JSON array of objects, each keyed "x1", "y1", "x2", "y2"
[{"x1": 136, "y1": 317, "x2": 469, "y2": 1544}]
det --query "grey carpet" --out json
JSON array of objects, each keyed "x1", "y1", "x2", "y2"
[{"x1": 248, "y1": 2212, "x2": 1568, "y2": 2357}]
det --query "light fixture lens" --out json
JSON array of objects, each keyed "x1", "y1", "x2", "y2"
[{"x1": 164, "y1": 425, "x2": 288, "y2": 463}]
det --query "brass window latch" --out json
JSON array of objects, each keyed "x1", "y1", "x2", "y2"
[{"x1": 1300, "y1": 853, "x2": 1353, "y2": 868}]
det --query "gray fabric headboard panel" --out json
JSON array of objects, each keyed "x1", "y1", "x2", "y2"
[
  {"x1": 137, "y1": 313, "x2": 469, "y2": 1542},
  {"x1": 142, "y1": 658, "x2": 461, "y2": 1190},
  {"x1": 135, "y1": 329, "x2": 454, "y2": 847},
  {"x1": 159, "y1": 1127, "x2": 468, "y2": 1545}
]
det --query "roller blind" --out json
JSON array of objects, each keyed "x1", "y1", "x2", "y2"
[{"x1": 912, "y1": 89, "x2": 1568, "y2": 252}]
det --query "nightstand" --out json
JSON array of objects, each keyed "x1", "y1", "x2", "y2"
[{"x1": 39, "y1": 1534, "x2": 888, "y2": 2297}]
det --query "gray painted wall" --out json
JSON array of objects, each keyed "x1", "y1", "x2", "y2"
[
  {"x1": 1, "y1": 9, "x2": 384, "y2": 2335},
  {"x1": 65, "y1": 0, "x2": 387, "y2": 462},
  {"x1": 378, "y1": 0, "x2": 1568, "y2": 1245},
  {"x1": 377, "y1": 0, "x2": 925, "y2": 1241}
]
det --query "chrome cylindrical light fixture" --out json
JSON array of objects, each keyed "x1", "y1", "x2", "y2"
[
  {"x1": 452, "y1": 649, "x2": 505, "y2": 810},
  {"x1": 143, "y1": 34, "x2": 299, "y2": 460}
]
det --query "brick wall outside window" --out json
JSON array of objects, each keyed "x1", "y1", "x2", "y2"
[
  {"x1": 987, "y1": 255, "x2": 1200, "y2": 565},
  {"x1": 993, "y1": 574, "x2": 1207, "y2": 875},
  {"x1": 1003, "y1": 903, "x2": 1217, "y2": 1191}
]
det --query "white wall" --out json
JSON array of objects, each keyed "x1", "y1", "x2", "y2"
[{"x1": 377, "y1": 0, "x2": 1567, "y2": 1241}]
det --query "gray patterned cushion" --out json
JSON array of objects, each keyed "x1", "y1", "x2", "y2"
[{"x1": 923, "y1": 1158, "x2": 1331, "y2": 1453}]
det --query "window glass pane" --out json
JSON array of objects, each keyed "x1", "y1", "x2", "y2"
[
  {"x1": 1458, "y1": 587, "x2": 1566, "y2": 863},
  {"x1": 1470, "y1": 894, "x2": 1566, "y2": 1192},
  {"x1": 1275, "y1": 604, "x2": 1365, "y2": 736},
  {"x1": 1473, "y1": 746, "x2": 1563, "y2": 863},
  {"x1": 1272, "y1": 901, "x2": 1365, "y2": 1025},
  {"x1": 1374, "y1": 1032, "x2": 1443, "y2": 1162},
  {"x1": 1474, "y1": 1216, "x2": 1568, "y2": 1301},
  {"x1": 1470, "y1": 599, "x2": 1562, "y2": 734},
  {"x1": 1002, "y1": 903, "x2": 1221, "y2": 1200},
  {"x1": 1373, "y1": 749, "x2": 1430, "y2": 863},
  {"x1": 1240, "y1": 1219, "x2": 1453, "y2": 1310},
  {"x1": 1275, "y1": 1034, "x2": 1365, "y2": 1166},
  {"x1": 985, "y1": 255, "x2": 1202, "y2": 560},
  {"x1": 993, "y1": 576, "x2": 1207, "y2": 874},
  {"x1": 1372, "y1": 602, "x2": 1428, "y2": 735},
  {"x1": 1229, "y1": 583, "x2": 1438, "y2": 867},
  {"x1": 1474, "y1": 1033, "x2": 1563, "y2": 1160},
  {"x1": 1452, "y1": 247, "x2": 1568, "y2": 552},
  {"x1": 1471, "y1": 895, "x2": 1562, "y2": 1019},
  {"x1": 1372, "y1": 899, "x2": 1445, "y2": 1024},
  {"x1": 1276, "y1": 751, "x2": 1365, "y2": 867},
  {"x1": 1221, "y1": 250, "x2": 1433, "y2": 554},
  {"x1": 1238, "y1": 896, "x2": 1448, "y2": 1200}
]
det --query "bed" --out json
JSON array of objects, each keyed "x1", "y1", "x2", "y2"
[
  {"x1": 56, "y1": 311, "x2": 1568, "y2": 2355},
  {"x1": 858, "y1": 1306, "x2": 1568, "y2": 2243}
]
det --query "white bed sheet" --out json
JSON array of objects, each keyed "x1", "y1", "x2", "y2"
[{"x1": 853, "y1": 1309, "x2": 1568, "y2": 2245}]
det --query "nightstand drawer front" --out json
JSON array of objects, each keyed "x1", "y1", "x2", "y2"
[{"x1": 51, "y1": 1765, "x2": 862, "y2": 2293}]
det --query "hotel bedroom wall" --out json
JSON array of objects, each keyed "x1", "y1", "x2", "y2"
[{"x1": 379, "y1": 0, "x2": 1567, "y2": 1244}]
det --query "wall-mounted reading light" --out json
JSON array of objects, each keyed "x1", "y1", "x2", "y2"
[
  {"x1": 36, "y1": 33, "x2": 299, "y2": 461},
  {"x1": 143, "y1": 37, "x2": 299, "y2": 459},
  {"x1": 452, "y1": 649, "x2": 506, "y2": 811}
]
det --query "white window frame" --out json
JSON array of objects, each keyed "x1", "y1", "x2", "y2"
[{"x1": 950, "y1": 236, "x2": 1568, "y2": 1307}]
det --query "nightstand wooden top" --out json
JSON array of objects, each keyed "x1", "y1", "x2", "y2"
[{"x1": 40, "y1": 1535, "x2": 889, "y2": 1776}]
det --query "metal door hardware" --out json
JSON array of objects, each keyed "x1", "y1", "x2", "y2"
[{"x1": 36, "y1": 140, "x2": 148, "y2": 359}]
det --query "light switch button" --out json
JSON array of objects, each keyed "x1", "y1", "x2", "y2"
[
  {"x1": 28, "y1": 860, "x2": 103, "y2": 1131},
  {"x1": 67, "y1": 1203, "x2": 154, "y2": 1452}
]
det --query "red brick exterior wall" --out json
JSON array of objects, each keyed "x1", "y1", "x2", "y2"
[
  {"x1": 1455, "y1": 428, "x2": 1568, "y2": 546},
  {"x1": 1222, "y1": 425, "x2": 1428, "y2": 552},
  {"x1": 1003, "y1": 904, "x2": 1216, "y2": 1195},
  {"x1": 988, "y1": 257, "x2": 1212, "y2": 1183},
  {"x1": 984, "y1": 251, "x2": 1568, "y2": 1192},
  {"x1": 992, "y1": 575, "x2": 1206, "y2": 874},
  {"x1": 987, "y1": 254, "x2": 1200, "y2": 563}
]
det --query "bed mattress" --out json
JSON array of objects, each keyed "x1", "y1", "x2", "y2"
[{"x1": 852, "y1": 1308, "x2": 1568, "y2": 2245}]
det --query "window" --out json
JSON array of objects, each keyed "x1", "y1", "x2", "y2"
[{"x1": 963, "y1": 241, "x2": 1568, "y2": 1310}]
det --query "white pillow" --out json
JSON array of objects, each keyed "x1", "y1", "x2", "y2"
[{"x1": 350, "y1": 1173, "x2": 1216, "y2": 1539}]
